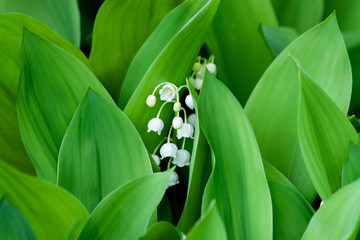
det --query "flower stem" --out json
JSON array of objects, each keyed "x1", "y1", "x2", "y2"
[
  {"x1": 156, "y1": 101, "x2": 174, "y2": 118},
  {"x1": 181, "y1": 107, "x2": 187, "y2": 123},
  {"x1": 167, "y1": 126, "x2": 174, "y2": 143},
  {"x1": 152, "y1": 137, "x2": 167, "y2": 154},
  {"x1": 167, "y1": 157, "x2": 172, "y2": 170}
]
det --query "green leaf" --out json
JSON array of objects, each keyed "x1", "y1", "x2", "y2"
[
  {"x1": 0, "y1": 0, "x2": 80, "y2": 46},
  {"x1": 205, "y1": 0, "x2": 277, "y2": 105},
  {"x1": 119, "y1": 0, "x2": 219, "y2": 150},
  {"x1": 186, "y1": 202, "x2": 227, "y2": 240},
  {"x1": 296, "y1": 58, "x2": 358, "y2": 200},
  {"x1": 177, "y1": 81, "x2": 211, "y2": 232},
  {"x1": 324, "y1": 0, "x2": 360, "y2": 31},
  {"x1": 0, "y1": 161, "x2": 89, "y2": 240},
  {"x1": 58, "y1": 89, "x2": 152, "y2": 212},
  {"x1": 271, "y1": 0, "x2": 324, "y2": 33},
  {"x1": 302, "y1": 179, "x2": 360, "y2": 239},
  {"x1": 342, "y1": 142, "x2": 360, "y2": 186},
  {"x1": 139, "y1": 222, "x2": 182, "y2": 240},
  {"x1": 261, "y1": 25, "x2": 299, "y2": 56},
  {"x1": 269, "y1": 182, "x2": 313, "y2": 240},
  {"x1": 0, "y1": 196, "x2": 36, "y2": 240},
  {"x1": 78, "y1": 170, "x2": 173, "y2": 240},
  {"x1": 349, "y1": 45, "x2": 360, "y2": 113},
  {"x1": 90, "y1": 0, "x2": 181, "y2": 100},
  {"x1": 198, "y1": 71, "x2": 272, "y2": 239},
  {"x1": 0, "y1": 13, "x2": 89, "y2": 175},
  {"x1": 245, "y1": 13, "x2": 351, "y2": 202},
  {"x1": 17, "y1": 29, "x2": 111, "y2": 183}
]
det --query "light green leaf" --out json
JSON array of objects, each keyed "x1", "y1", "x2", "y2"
[
  {"x1": 17, "y1": 30, "x2": 111, "y2": 183},
  {"x1": 296, "y1": 59, "x2": 357, "y2": 200},
  {"x1": 186, "y1": 202, "x2": 227, "y2": 240},
  {"x1": 261, "y1": 25, "x2": 299, "y2": 56},
  {"x1": 0, "y1": 196, "x2": 36, "y2": 240},
  {"x1": 119, "y1": 0, "x2": 219, "y2": 151},
  {"x1": 0, "y1": 0, "x2": 80, "y2": 46},
  {"x1": 58, "y1": 89, "x2": 152, "y2": 212},
  {"x1": 90, "y1": 0, "x2": 181, "y2": 100},
  {"x1": 198, "y1": 71, "x2": 272, "y2": 239},
  {"x1": 0, "y1": 161, "x2": 89, "y2": 240},
  {"x1": 139, "y1": 222, "x2": 182, "y2": 240},
  {"x1": 302, "y1": 179, "x2": 360, "y2": 239},
  {"x1": 177, "y1": 81, "x2": 211, "y2": 232},
  {"x1": 78, "y1": 170, "x2": 173, "y2": 240},
  {"x1": 0, "y1": 13, "x2": 89, "y2": 175},
  {"x1": 271, "y1": 0, "x2": 324, "y2": 33},
  {"x1": 205, "y1": 0, "x2": 277, "y2": 105},
  {"x1": 245, "y1": 14, "x2": 351, "y2": 202},
  {"x1": 342, "y1": 142, "x2": 360, "y2": 186}
]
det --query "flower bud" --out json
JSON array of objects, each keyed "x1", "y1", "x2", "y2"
[
  {"x1": 147, "y1": 118, "x2": 164, "y2": 135},
  {"x1": 173, "y1": 102, "x2": 181, "y2": 112},
  {"x1": 176, "y1": 123, "x2": 194, "y2": 139},
  {"x1": 160, "y1": 143, "x2": 178, "y2": 159},
  {"x1": 192, "y1": 62, "x2": 202, "y2": 72},
  {"x1": 172, "y1": 150, "x2": 190, "y2": 167},
  {"x1": 185, "y1": 94, "x2": 194, "y2": 110},
  {"x1": 168, "y1": 172, "x2": 180, "y2": 187},
  {"x1": 206, "y1": 63, "x2": 217, "y2": 75},
  {"x1": 172, "y1": 116, "x2": 184, "y2": 129},
  {"x1": 146, "y1": 95, "x2": 156, "y2": 107}
]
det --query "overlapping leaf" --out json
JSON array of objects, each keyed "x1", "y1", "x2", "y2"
[
  {"x1": 58, "y1": 89, "x2": 152, "y2": 212},
  {"x1": 78, "y1": 170, "x2": 173, "y2": 240},
  {"x1": 261, "y1": 25, "x2": 298, "y2": 56},
  {"x1": 17, "y1": 30, "x2": 111, "y2": 183},
  {"x1": 0, "y1": 161, "x2": 89, "y2": 240},
  {"x1": 342, "y1": 142, "x2": 360, "y2": 186},
  {"x1": 198, "y1": 71, "x2": 272, "y2": 239},
  {"x1": 119, "y1": 0, "x2": 220, "y2": 151},
  {"x1": 0, "y1": 0, "x2": 80, "y2": 46},
  {"x1": 140, "y1": 222, "x2": 182, "y2": 240},
  {"x1": 0, "y1": 14, "x2": 89, "y2": 175},
  {"x1": 90, "y1": 0, "x2": 181, "y2": 99},
  {"x1": 245, "y1": 14, "x2": 351, "y2": 202}
]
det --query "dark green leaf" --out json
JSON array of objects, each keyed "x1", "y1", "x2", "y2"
[
  {"x1": 342, "y1": 142, "x2": 360, "y2": 186},
  {"x1": 139, "y1": 222, "x2": 182, "y2": 240},
  {"x1": 17, "y1": 30, "x2": 111, "y2": 183},
  {"x1": 78, "y1": 170, "x2": 173, "y2": 240},
  {"x1": 261, "y1": 25, "x2": 298, "y2": 56},
  {"x1": 58, "y1": 89, "x2": 152, "y2": 212},
  {"x1": 90, "y1": 0, "x2": 181, "y2": 100},
  {"x1": 324, "y1": 0, "x2": 360, "y2": 31},
  {"x1": 198, "y1": 71, "x2": 272, "y2": 239},
  {"x1": 0, "y1": 161, "x2": 89, "y2": 240},
  {"x1": 0, "y1": 196, "x2": 36, "y2": 240}
]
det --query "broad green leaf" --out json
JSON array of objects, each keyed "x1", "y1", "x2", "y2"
[
  {"x1": 324, "y1": 0, "x2": 360, "y2": 31},
  {"x1": 245, "y1": 14, "x2": 351, "y2": 202},
  {"x1": 119, "y1": 0, "x2": 219, "y2": 150},
  {"x1": 205, "y1": 0, "x2": 277, "y2": 105},
  {"x1": 271, "y1": 0, "x2": 324, "y2": 33},
  {"x1": 177, "y1": 81, "x2": 211, "y2": 232},
  {"x1": 186, "y1": 202, "x2": 227, "y2": 240},
  {"x1": 261, "y1": 25, "x2": 298, "y2": 56},
  {"x1": 302, "y1": 179, "x2": 360, "y2": 239},
  {"x1": 342, "y1": 142, "x2": 360, "y2": 186},
  {"x1": 296, "y1": 59, "x2": 357, "y2": 200},
  {"x1": 0, "y1": 161, "x2": 89, "y2": 240},
  {"x1": 0, "y1": 14, "x2": 89, "y2": 175},
  {"x1": 269, "y1": 182, "x2": 313, "y2": 240},
  {"x1": 198, "y1": 71, "x2": 272, "y2": 239},
  {"x1": 58, "y1": 89, "x2": 152, "y2": 212},
  {"x1": 17, "y1": 30, "x2": 111, "y2": 183},
  {"x1": 139, "y1": 222, "x2": 182, "y2": 240},
  {"x1": 90, "y1": 0, "x2": 181, "y2": 100},
  {"x1": 0, "y1": 0, "x2": 80, "y2": 46},
  {"x1": 78, "y1": 170, "x2": 173, "y2": 240},
  {"x1": 0, "y1": 196, "x2": 36, "y2": 240}
]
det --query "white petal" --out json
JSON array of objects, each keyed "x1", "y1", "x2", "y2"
[
  {"x1": 185, "y1": 94, "x2": 194, "y2": 110},
  {"x1": 188, "y1": 114, "x2": 197, "y2": 128},
  {"x1": 172, "y1": 150, "x2": 190, "y2": 167},
  {"x1": 159, "y1": 84, "x2": 176, "y2": 101},
  {"x1": 147, "y1": 118, "x2": 164, "y2": 135},
  {"x1": 193, "y1": 78, "x2": 203, "y2": 90},
  {"x1": 206, "y1": 63, "x2": 217, "y2": 75},
  {"x1": 168, "y1": 172, "x2": 180, "y2": 187},
  {"x1": 177, "y1": 123, "x2": 194, "y2": 139},
  {"x1": 151, "y1": 154, "x2": 161, "y2": 166},
  {"x1": 160, "y1": 143, "x2": 178, "y2": 159},
  {"x1": 172, "y1": 116, "x2": 184, "y2": 129}
]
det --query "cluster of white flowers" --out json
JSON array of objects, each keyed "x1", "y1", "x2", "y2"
[{"x1": 146, "y1": 55, "x2": 216, "y2": 187}]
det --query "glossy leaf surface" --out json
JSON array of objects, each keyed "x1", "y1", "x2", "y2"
[
  {"x1": 139, "y1": 222, "x2": 182, "y2": 240},
  {"x1": 17, "y1": 30, "x2": 111, "y2": 183},
  {"x1": 58, "y1": 89, "x2": 152, "y2": 212},
  {"x1": 261, "y1": 25, "x2": 298, "y2": 56},
  {"x1": 198, "y1": 72, "x2": 272, "y2": 239},
  {"x1": 78, "y1": 170, "x2": 172, "y2": 240},
  {"x1": 342, "y1": 142, "x2": 360, "y2": 186}
]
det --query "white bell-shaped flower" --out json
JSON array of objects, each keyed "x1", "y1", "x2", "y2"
[
  {"x1": 151, "y1": 154, "x2": 161, "y2": 166},
  {"x1": 185, "y1": 94, "x2": 194, "y2": 110},
  {"x1": 160, "y1": 143, "x2": 178, "y2": 159},
  {"x1": 146, "y1": 95, "x2": 156, "y2": 107},
  {"x1": 147, "y1": 118, "x2": 164, "y2": 135},
  {"x1": 190, "y1": 77, "x2": 203, "y2": 90},
  {"x1": 159, "y1": 84, "x2": 176, "y2": 101},
  {"x1": 188, "y1": 113, "x2": 197, "y2": 128},
  {"x1": 172, "y1": 116, "x2": 184, "y2": 130},
  {"x1": 168, "y1": 172, "x2": 179, "y2": 187},
  {"x1": 206, "y1": 63, "x2": 217, "y2": 75},
  {"x1": 172, "y1": 150, "x2": 190, "y2": 167},
  {"x1": 177, "y1": 123, "x2": 194, "y2": 139}
]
